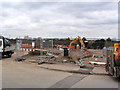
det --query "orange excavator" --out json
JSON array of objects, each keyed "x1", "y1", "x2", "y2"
[{"x1": 69, "y1": 36, "x2": 85, "y2": 49}]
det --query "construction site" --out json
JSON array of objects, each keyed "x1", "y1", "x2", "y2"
[
  {"x1": 1, "y1": 1, "x2": 119, "y2": 89},
  {"x1": 2, "y1": 35, "x2": 120, "y2": 89},
  {"x1": 15, "y1": 36, "x2": 105, "y2": 67}
]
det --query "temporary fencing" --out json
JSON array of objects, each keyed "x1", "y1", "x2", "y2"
[{"x1": 16, "y1": 38, "x2": 53, "y2": 64}]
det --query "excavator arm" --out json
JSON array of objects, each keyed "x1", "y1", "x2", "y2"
[
  {"x1": 78, "y1": 36, "x2": 85, "y2": 48},
  {"x1": 69, "y1": 36, "x2": 85, "y2": 48},
  {"x1": 69, "y1": 38, "x2": 79, "y2": 47}
]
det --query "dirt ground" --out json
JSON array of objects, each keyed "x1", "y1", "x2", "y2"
[{"x1": 21, "y1": 48, "x2": 105, "y2": 67}]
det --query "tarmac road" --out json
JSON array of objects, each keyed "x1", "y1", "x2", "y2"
[{"x1": 2, "y1": 54, "x2": 119, "y2": 89}]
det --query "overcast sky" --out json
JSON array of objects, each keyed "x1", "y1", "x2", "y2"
[{"x1": 0, "y1": 2, "x2": 118, "y2": 39}]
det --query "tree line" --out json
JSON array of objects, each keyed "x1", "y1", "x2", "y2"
[
  {"x1": 82, "y1": 37, "x2": 115, "y2": 49},
  {"x1": 7, "y1": 37, "x2": 115, "y2": 49}
]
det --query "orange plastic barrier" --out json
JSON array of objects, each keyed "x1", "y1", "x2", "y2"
[{"x1": 22, "y1": 44, "x2": 32, "y2": 48}]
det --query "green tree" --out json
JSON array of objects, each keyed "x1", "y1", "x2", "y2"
[
  {"x1": 82, "y1": 37, "x2": 87, "y2": 42},
  {"x1": 105, "y1": 37, "x2": 113, "y2": 48},
  {"x1": 92, "y1": 39, "x2": 105, "y2": 49},
  {"x1": 106, "y1": 37, "x2": 111, "y2": 41}
]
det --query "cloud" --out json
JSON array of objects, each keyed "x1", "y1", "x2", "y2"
[{"x1": 0, "y1": 2, "x2": 118, "y2": 39}]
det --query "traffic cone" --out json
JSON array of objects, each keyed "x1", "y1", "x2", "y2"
[{"x1": 95, "y1": 57, "x2": 98, "y2": 62}]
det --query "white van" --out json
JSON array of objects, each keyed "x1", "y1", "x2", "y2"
[{"x1": 0, "y1": 36, "x2": 15, "y2": 58}]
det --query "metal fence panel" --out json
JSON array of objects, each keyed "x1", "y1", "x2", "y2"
[
  {"x1": 16, "y1": 38, "x2": 53, "y2": 64},
  {"x1": 106, "y1": 49, "x2": 114, "y2": 74}
]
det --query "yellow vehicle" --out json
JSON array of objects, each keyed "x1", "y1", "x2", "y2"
[
  {"x1": 69, "y1": 36, "x2": 85, "y2": 49},
  {"x1": 106, "y1": 43, "x2": 120, "y2": 77}
]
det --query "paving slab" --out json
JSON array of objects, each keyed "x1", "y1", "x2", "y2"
[
  {"x1": 38, "y1": 63, "x2": 80, "y2": 72},
  {"x1": 37, "y1": 63, "x2": 95, "y2": 75},
  {"x1": 71, "y1": 74, "x2": 118, "y2": 88},
  {"x1": 91, "y1": 67, "x2": 108, "y2": 74},
  {"x1": 71, "y1": 67, "x2": 118, "y2": 88}
]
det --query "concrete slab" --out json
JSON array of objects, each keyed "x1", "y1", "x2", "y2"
[
  {"x1": 38, "y1": 63, "x2": 80, "y2": 72},
  {"x1": 92, "y1": 67, "x2": 107, "y2": 74},
  {"x1": 72, "y1": 67, "x2": 118, "y2": 88},
  {"x1": 71, "y1": 75, "x2": 118, "y2": 88}
]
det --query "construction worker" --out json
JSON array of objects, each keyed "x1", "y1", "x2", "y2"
[{"x1": 77, "y1": 44, "x2": 80, "y2": 49}]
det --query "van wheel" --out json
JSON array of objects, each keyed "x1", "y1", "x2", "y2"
[{"x1": 8, "y1": 52, "x2": 12, "y2": 58}]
